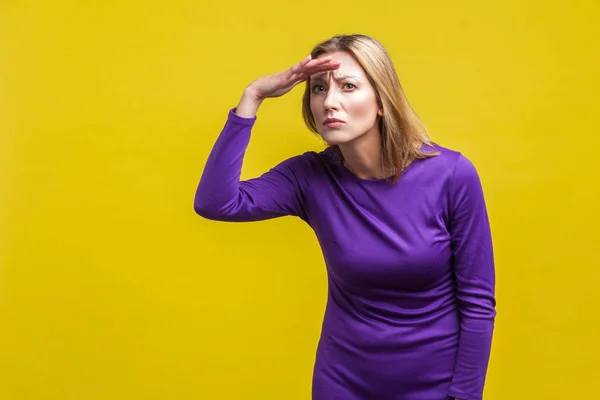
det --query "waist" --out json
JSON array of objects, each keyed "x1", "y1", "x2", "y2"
[{"x1": 320, "y1": 297, "x2": 460, "y2": 352}]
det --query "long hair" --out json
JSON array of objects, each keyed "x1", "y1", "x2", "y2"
[{"x1": 302, "y1": 34, "x2": 439, "y2": 184}]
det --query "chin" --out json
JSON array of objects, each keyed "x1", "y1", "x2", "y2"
[{"x1": 318, "y1": 131, "x2": 358, "y2": 145}]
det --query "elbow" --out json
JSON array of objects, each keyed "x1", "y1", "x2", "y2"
[
  {"x1": 193, "y1": 190, "x2": 244, "y2": 222},
  {"x1": 193, "y1": 202, "x2": 208, "y2": 218},
  {"x1": 460, "y1": 301, "x2": 497, "y2": 322},
  {"x1": 193, "y1": 192, "x2": 221, "y2": 220},
  {"x1": 193, "y1": 195, "x2": 236, "y2": 221},
  {"x1": 457, "y1": 292, "x2": 497, "y2": 321},
  {"x1": 194, "y1": 183, "x2": 214, "y2": 219},
  {"x1": 193, "y1": 200, "x2": 221, "y2": 220}
]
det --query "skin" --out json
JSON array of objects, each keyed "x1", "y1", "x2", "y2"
[
  {"x1": 309, "y1": 51, "x2": 385, "y2": 180},
  {"x1": 237, "y1": 55, "x2": 460, "y2": 400},
  {"x1": 239, "y1": 52, "x2": 385, "y2": 180}
]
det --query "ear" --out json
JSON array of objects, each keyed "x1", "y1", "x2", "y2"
[{"x1": 377, "y1": 108, "x2": 383, "y2": 117}]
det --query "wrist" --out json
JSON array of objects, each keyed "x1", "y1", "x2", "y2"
[
  {"x1": 235, "y1": 89, "x2": 263, "y2": 118},
  {"x1": 243, "y1": 84, "x2": 263, "y2": 101}
]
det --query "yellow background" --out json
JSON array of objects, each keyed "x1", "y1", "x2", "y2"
[{"x1": 1, "y1": 1, "x2": 598, "y2": 399}]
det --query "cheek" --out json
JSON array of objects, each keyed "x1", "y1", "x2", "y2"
[
  {"x1": 309, "y1": 100, "x2": 324, "y2": 134},
  {"x1": 310, "y1": 97, "x2": 321, "y2": 114},
  {"x1": 347, "y1": 92, "x2": 378, "y2": 117}
]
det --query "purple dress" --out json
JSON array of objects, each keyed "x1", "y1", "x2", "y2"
[{"x1": 194, "y1": 109, "x2": 496, "y2": 400}]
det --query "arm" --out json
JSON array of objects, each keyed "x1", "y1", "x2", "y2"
[
  {"x1": 193, "y1": 55, "x2": 341, "y2": 223},
  {"x1": 447, "y1": 154, "x2": 496, "y2": 400},
  {"x1": 193, "y1": 93, "x2": 308, "y2": 222}
]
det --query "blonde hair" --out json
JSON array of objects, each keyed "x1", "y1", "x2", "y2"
[{"x1": 302, "y1": 34, "x2": 439, "y2": 184}]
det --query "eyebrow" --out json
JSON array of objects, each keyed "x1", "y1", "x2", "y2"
[{"x1": 311, "y1": 74, "x2": 361, "y2": 83}]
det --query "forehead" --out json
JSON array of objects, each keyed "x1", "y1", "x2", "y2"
[{"x1": 312, "y1": 51, "x2": 366, "y2": 80}]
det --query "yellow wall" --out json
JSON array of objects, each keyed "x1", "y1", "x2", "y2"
[{"x1": 1, "y1": 1, "x2": 598, "y2": 399}]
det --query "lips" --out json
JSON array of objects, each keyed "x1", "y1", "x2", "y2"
[{"x1": 323, "y1": 118, "x2": 344, "y2": 125}]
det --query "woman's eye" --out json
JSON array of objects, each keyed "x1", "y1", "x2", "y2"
[{"x1": 312, "y1": 83, "x2": 355, "y2": 93}]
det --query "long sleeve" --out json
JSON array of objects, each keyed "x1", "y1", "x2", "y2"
[
  {"x1": 193, "y1": 108, "x2": 309, "y2": 222},
  {"x1": 447, "y1": 154, "x2": 496, "y2": 400}
]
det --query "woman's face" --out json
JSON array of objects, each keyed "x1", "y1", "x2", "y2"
[{"x1": 309, "y1": 51, "x2": 382, "y2": 145}]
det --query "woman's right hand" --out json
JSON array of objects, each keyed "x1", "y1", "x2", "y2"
[{"x1": 245, "y1": 55, "x2": 341, "y2": 101}]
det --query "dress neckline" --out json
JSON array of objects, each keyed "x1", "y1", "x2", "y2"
[{"x1": 322, "y1": 144, "x2": 436, "y2": 186}]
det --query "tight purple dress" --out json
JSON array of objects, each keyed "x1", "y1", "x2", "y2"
[{"x1": 194, "y1": 109, "x2": 496, "y2": 400}]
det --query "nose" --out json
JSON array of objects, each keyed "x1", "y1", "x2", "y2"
[{"x1": 323, "y1": 85, "x2": 340, "y2": 112}]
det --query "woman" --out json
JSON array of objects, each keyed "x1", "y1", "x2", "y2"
[{"x1": 194, "y1": 34, "x2": 496, "y2": 400}]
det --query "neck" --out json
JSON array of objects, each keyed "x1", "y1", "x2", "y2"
[{"x1": 338, "y1": 125, "x2": 384, "y2": 180}]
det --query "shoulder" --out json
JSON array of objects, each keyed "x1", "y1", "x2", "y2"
[
  {"x1": 423, "y1": 143, "x2": 480, "y2": 181},
  {"x1": 267, "y1": 149, "x2": 329, "y2": 184},
  {"x1": 423, "y1": 142, "x2": 461, "y2": 165},
  {"x1": 276, "y1": 148, "x2": 327, "y2": 169},
  {"x1": 426, "y1": 144, "x2": 485, "y2": 206},
  {"x1": 409, "y1": 143, "x2": 484, "y2": 202},
  {"x1": 279, "y1": 146, "x2": 338, "y2": 172}
]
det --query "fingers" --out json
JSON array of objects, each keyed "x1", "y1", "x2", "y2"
[
  {"x1": 289, "y1": 72, "x2": 307, "y2": 82},
  {"x1": 287, "y1": 76, "x2": 307, "y2": 91},
  {"x1": 283, "y1": 55, "x2": 342, "y2": 88},
  {"x1": 286, "y1": 61, "x2": 341, "y2": 88},
  {"x1": 291, "y1": 62, "x2": 340, "y2": 82},
  {"x1": 304, "y1": 56, "x2": 341, "y2": 73},
  {"x1": 302, "y1": 63, "x2": 341, "y2": 79},
  {"x1": 288, "y1": 55, "x2": 313, "y2": 76},
  {"x1": 301, "y1": 54, "x2": 313, "y2": 66},
  {"x1": 304, "y1": 55, "x2": 337, "y2": 70},
  {"x1": 290, "y1": 55, "x2": 337, "y2": 75}
]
